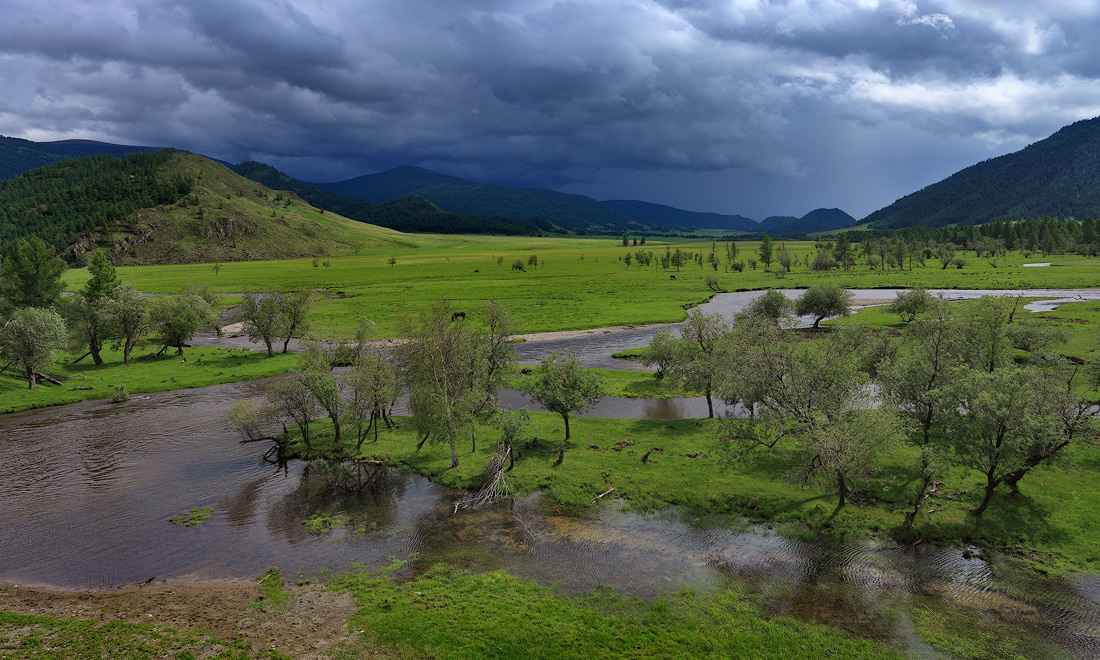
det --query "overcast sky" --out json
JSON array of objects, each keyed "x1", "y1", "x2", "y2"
[{"x1": 2, "y1": 0, "x2": 1099, "y2": 220}]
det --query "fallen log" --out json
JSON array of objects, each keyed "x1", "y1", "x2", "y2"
[{"x1": 35, "y1": 371, "x2": 63, "y2": 386}]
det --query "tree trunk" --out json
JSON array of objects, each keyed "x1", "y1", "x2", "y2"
[
  {"x1": 836, "y1": 473, "x2": 848, "y2": 509},
  {"x1": 90, "y1": 340, "x2": 103, "y2": 366},
  {"x1": 26, "y1": 366, "x2": 36, "y2": 389},
  {"x1": 282, "y1": 337, "x2": 292, "y2": 354},
  {"x1": 563, "y1": 413, "x2": 571, "y2": 440},
  {"x1": 450, "y1": 439, "x2": 459, "y2": 468},
  {"x1": 902, "y1": 474, "x2": 932, "y2": 533},
  {"x1": 471, "y1": 427, "x2": 476, "y2": 454},
  {"x1": 417, "y1": 432, "x2": 430, "y2": 451},
  {"x1": 265, "y1": 341, "x2": 274, "y2": 358},
  {"x1": 972, "y1": 472, "x2": 998, "y2": 517},
  {"x1": 123, "y1": 344, "x2": 132, "y2": 366},
  {"x1": 331, "y1": 416, "x2": 341, "y2": 445},
  {"x1": 705, "y1": 385, "x2": 714, "y2": 418}
]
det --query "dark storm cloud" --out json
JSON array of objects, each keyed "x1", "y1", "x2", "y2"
[{"x1": 1, "y1": 0, "x2": 1099, "y2": 217}]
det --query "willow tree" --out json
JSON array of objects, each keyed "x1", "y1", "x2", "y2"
[
  {"x1": 523, "y1": 351, "x2": 604, "y2": 442},
  {"x1": 397, "y1": 300, "x2": 490, "y2": 468},
  {"x1": 0, "y1": 307, "x2": 67, "y2": 388}
]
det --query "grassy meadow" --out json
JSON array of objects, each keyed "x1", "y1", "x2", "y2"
[
  {"x1": 62, "y1": 234, "x2": 1100, "y2": 338},
  {"x1": 0, "y1": 345, "x2": 296, "y2": 413}
]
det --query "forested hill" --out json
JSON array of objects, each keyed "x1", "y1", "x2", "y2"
[
  {"x1": 0, "y1": 135, "x2": 156, "y2": 180},
  {"x1": 232, "y1": 162, "x2": 544, "y2": 236},
  {"x1": 318, "y1": 166, "x2": 644, "y2": 234},
  {"x1": 862, "y1": 116, "x2": 1100, "y2": 229},
  {"x1": 0, "y1": 151, "x2": 404, "y2": 265},
  {"x1": 600, "y1": 199, "x2": 758, "y2": 232}
]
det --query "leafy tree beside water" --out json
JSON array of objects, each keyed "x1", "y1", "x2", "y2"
[
  {"x1": 523, "y1": 351, "x2": 605, "y2": 442},
  {"x1": 0, "y1": 306, "x2": 67, "y2": 388}
]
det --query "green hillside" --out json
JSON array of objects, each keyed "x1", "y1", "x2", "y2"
[
  {"x1": 0, "y1": 150, "x2": 408, "y2": 264},
  {"x1": 600, "y1": 199, "x2": 758, "y2": 232},
  {"x1": 232, "y1": 161, "x2": 544, "y2": 235},
  {"x1": 0, "y1": 136, "x2": 155, "y2": 180},
  {"x1": 862, "y1": 116, "x2": 1100, "y2": 228},
  {"x1": 319, "y1": 166, "x2": 642, "y2": 233}
]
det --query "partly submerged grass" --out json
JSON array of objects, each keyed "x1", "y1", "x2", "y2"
[{"x1": 297, "y1": 408, "x2": 1100, "y2": 575}]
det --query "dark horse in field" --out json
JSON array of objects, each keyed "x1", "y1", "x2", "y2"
[{"x1": 451, "y1": 311, "x2": 466, "y2": 322}]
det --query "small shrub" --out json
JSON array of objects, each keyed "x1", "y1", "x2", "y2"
[
  {"x1": 704, "y1": 275, "x2": 722, "y2": 292},
  {"x1": 512, "y1": 259, "x2": 526, "y2": 272},
  {"x1": 113, "y1": 383, "x2": 129, "y2": 403}
]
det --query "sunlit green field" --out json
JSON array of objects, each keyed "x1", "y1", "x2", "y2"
[{"x1": 63, "y1": 234, "x2": 1100, "y2": 338}]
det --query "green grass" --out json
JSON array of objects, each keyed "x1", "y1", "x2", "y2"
[
  {"x1": 0, "y1": 611, "x2": 286, "y2": 659},
  {"x1": 330, "y1": 563, "x2": 906, "y2": 660},
  {"x1": 62, "y1": 238, "x2": 1100, "y2": 339},
  {"x1": 0, "y1": 345, "x2": 297, "y2": 414}
]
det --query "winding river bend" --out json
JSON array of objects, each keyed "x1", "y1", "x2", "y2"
[{"x1": 3, "y1": 288, "x2": 1100, "y2": 656}]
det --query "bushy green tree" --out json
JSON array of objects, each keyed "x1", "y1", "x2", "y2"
[
  {"x1": 795, "y1": 284, "x2": 853, "y2": 328},
  {"x1": 523, "y1": 351, "x2": 605, "y2": 441},
  {"x1": 148, "y1": 294, "x2": 214, "y2": 356},
  {"x1": 0, "y1": 306, "x2": 67, "y2": 388},
  {"x1": 888, "y1": 288, "x2": 939, "y2": 323},
  {"x1": 743, "y1": 289, "x2": 793, "y2": 326},
  {"x1": 397, "y1": 300, "x2": 489, "y2": 468},
  {"x1": 106, "y1": 283, "x2": 149, "y2": 365},
  {"x1": 669, "y1": 310, "x2": 727, "y2": 418}
]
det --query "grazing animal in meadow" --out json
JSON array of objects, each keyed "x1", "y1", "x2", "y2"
[
  {"x1": 451, "y1": 311, "x2": 466, "y2": 322},
  {"x1": 473, "y1": 269, "x2": 479, "y2": 273},
  {"x1": 520, "y1": 367, "x2": 533, "y2": 375},
  {"x1": 670, "y1": 275, "x2": 676, "y2": 280}
]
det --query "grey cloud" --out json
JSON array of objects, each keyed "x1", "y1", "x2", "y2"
[{"x1": 1, "y1": 0, "x2": 1099, "y2": 218}]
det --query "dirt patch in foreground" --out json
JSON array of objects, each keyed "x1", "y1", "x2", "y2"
[{"x1": 0, "y1": 579, "x2": 370, "y2": 659}]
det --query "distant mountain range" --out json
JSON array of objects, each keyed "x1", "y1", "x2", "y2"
[
  {"x1": 861, "y1": 116, "x2": 1100, "y2": 228},
  {"x1": 316, "y1": 166, "x2": 645, "y2": 234},
  {"x1": 0, "y1": 135, "x2": 868, "y2": 236},
  {"x1": 0, "y1": 135, "x2": 156, "y2": 180},
  {"x1": 599, "y1": 199, "x2": 758, "y2": 233}
]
